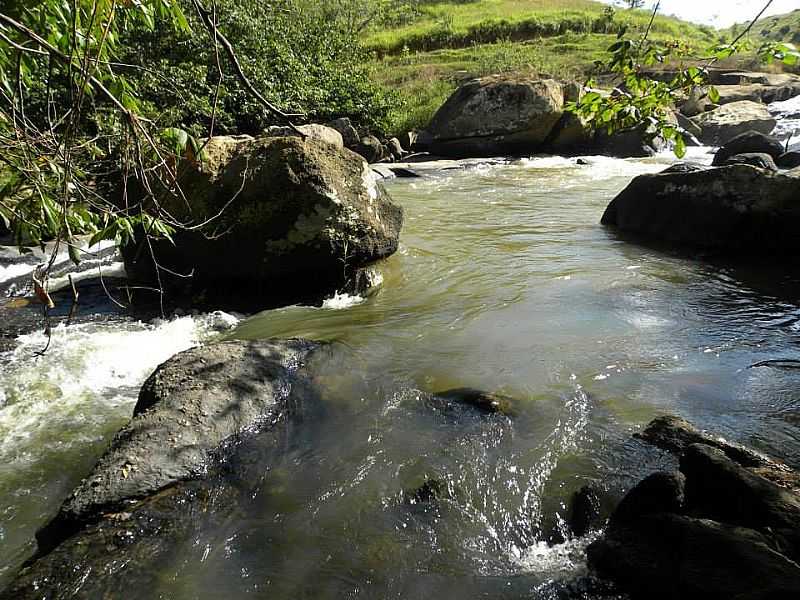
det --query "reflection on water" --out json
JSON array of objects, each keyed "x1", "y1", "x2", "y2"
[{"x1": 3, "y1": 149, "x2": 800, "y2": 596}]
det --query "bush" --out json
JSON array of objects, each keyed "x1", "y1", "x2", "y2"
[{"x1": 118, "y1": 0, "x2": 401, "y2": 136}]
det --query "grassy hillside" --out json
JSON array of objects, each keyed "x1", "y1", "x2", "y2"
[
  {"x1": 741, "y1": 9, "x2": 800, "y2": 44},
  {"x1": 369, "y1": 0, "x2": 721, "y2": 135}
]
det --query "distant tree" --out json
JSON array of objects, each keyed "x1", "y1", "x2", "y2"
[{"x1": 618, "y1": 0, "x2": 646, "y2": 9}]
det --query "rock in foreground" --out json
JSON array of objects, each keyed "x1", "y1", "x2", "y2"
[
  {"x1": 123, "y1": 135, "x2": 403, "y2": 310},
  {"x1": 588, "y1": 416, "x2": 800, "y2": 600},
  {"x1": 601, "y1": 164, "x2": 800, "y2": 255},
  {"x1": 35, "y1": 339, "x2": 319, "y2": 556}
]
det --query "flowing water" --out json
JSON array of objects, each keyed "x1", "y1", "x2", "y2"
[{"x1": 2, "y1": 138, "x2": 800, "y2": 596}]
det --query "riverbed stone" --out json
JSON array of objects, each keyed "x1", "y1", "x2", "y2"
[
  {"x1": 778, "y1": 151, "x2": 800, "y2": 169},
  {"x1": 354, "y1": 134, "x2": 387, "y2": 163},
  {"x1": 35, "y1": 339, "x2": 319, "y2": 555},
  {"x1": 722, "y1": 152, "x2": 778, "y2": 171},
  {"x1": 427, "y1": 76, "x2": 564, "y2": 157},
  {"x1": 325, "y1": 117, "x2": 360, "y2": 148},
  {"x1": 712, "y1": 130, "x2": 785, "y2": 166},
  {"x1": 601, "y1": 164, "x2": 800, "y2": 255},
  {"x1": 588, "y1": 416, "x2": 800, "y2": 599},
  {"x1": 691, "y1": 100, "x2": 777, "y2": 145},
  {"x1": 122, "y1": 135, "x2": 403, "y2": 309}
]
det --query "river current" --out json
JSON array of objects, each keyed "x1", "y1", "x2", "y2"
[{"x1": 1, "y1": 106, "x2": 800, "y2": 595}]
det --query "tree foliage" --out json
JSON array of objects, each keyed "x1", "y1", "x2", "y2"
[{"x1": 568, "y1": 2, "x2": 799, "y2": 158}]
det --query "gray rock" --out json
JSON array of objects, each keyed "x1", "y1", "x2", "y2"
[
  {"x1": 435, "y1": 387, "x2": 515, "y2": 416},
  {"x1": 264, "y1": 123, "x2": 344, "y2": 149},
  {"x1": 722, "y1": 152, "x2": 778, "y2": 172},
  {"x1": 691, "y1": 101, "x2": 777, "y2": 146},
  {"x1": 386, "y1": 137, "x2": 406, "y2": 159},
  {"x1": 601, "y1": 164, "x2": 800, "y2": 254},
  {"x1": 427, "y1": 76, "x2": 564, "y2": 157},
  {"x1": 712, "y1": 131, "x2": 785, "y2": 165},
  {"x1": 680, "y1": 86, "x2": 716, "y2": 117},
  {"x1": 354, "y1": 135, "x2": 386, "y2": 163},
  {"x1": 588, "y1": 513, "x2": 800, "y2": 600},
  {"x1": 675, "y1": 111, "x2": 703, "y2": 144},
  {"x1": 325, "y1": 117, "x2": 360, "y2": 148},
  {"x1": 680, "y1": 444, "x2": 800, "y2": 534},
  {"x1": 122, "y1": 135, "x2": 403, "y2": 309},
  {"x1": 588, "y1": 416, "x2": 800, "y2": 600},
  {"x1": 778, "y1": 151, "x2": 800, "y2": 169},
  {"x1": 35, "y1": 339, "x2": 319, "y2": 554},
  {"x1": 637, "y1": 415, "x2": 769, "y2": 468},
  {"x1": 569, "y1": 485, "x2": 603, "y2": 537}
]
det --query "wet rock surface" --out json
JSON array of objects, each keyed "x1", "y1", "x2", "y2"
[
  {"x1": 35, "y1": 339, "x2": 320, "y2": 556},
  {"x1": 588, "y1": 416, "x2": 800, "y2": 600},
  {"x1": 711, "y1": 130, "x2": 785, "y2": 166},
  {"x1": 601, "y1": 164, "x2": 800, "y2": 255}
]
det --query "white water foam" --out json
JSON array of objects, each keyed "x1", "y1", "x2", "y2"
[
  {"x1": 0, "y1": 313, "x2": 239, "y2": 468},
  {"x1": 322, "y1": 292, "x2": 366, "y2": 310},
  {"x1": 513, "y1": 531, "x2": 601, "y2": 577},
  {"x1": 770, "y1": 95, "x2": 800, "y2": 142}
]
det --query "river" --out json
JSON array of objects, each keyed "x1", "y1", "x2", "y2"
[{"x1": 1, "y1": 131, "x2": 800, "y2": 594}]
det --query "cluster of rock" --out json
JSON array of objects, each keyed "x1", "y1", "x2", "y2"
[
  {"x1": 602, "y1": 130, "x2": 800, "y2": 254},
  {"x1": 674, "y1": 70, "x2": 800, "y2": 146},
  {"x1": 588, "y1": 416, "x2": 800, "y2": 599},
  {"x1": 123, "y1": 132, "x2": 403, "y2": 310},
  {"x1": 324, "y1": 117, "x2": 417, "y2": 163}
]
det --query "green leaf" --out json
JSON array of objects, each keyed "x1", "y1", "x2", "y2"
[
  {"x1": 68, "y1": 243, "x2": 81, "y2": 266},
  {"x1": 707, "y1": 86, "x2": 720, "y2": 104},
  {"x1": 674, "y1": 135, "x2": 687, "y2": 159}
]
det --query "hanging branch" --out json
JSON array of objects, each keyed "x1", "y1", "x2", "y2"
[{"x1": 188, "y1": 0, "x2": 306, "y2": 136}]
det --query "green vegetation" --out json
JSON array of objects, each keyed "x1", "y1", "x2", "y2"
[
  {"x1": 736, "y1": 9, "x2": 800, "y2": 45},
  {"x1": 368, "y1": 0, "x2": 721, "y2": 134}
]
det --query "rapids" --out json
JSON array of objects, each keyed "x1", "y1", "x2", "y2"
[{"x1": 0, "y1": 95, "x2": 799, "y2": 596}]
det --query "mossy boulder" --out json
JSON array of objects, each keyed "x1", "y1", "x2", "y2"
[{"x1": 123, "y1": 135, "x2": 403, "y2": 309}]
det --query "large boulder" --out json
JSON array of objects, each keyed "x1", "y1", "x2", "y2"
[
  {"x1": 712, "y1": 130, "x2": 785, "y2": 166},
  {"x1": 601, "y1": 164, "x2": 800, "y2": 254},
  {"x1": 427, "y1": 76, "x2": 564, "y2": 157},
  {"x1": 35, "y1": 339, "x2": 319, "y2": 555},
  {"x1": 588, "y1": 417, "x2": 800, "y2": 599},
  {"x1": 123, "y1": 135, "x2": 403, "y2": 309},
  {"x1": 691, "y1": 101, "x2": 777, "y2": 145}
]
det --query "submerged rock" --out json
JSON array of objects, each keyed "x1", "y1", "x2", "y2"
[
  {"x1": 588, "y1": 416, "x2": 800, "y2": 599},
  {"x1": 601, "y1": 164, "x2": 800, "y2": 255},
  {"x1": 123, "y1": 135, "x2": 403, "y2": 310},
  {"x1": 35, "y1": 339, "x2": 319, "y2": 556},
  {"x1": 435, "y1": 387, "x2": 516, "y2": 416}
]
